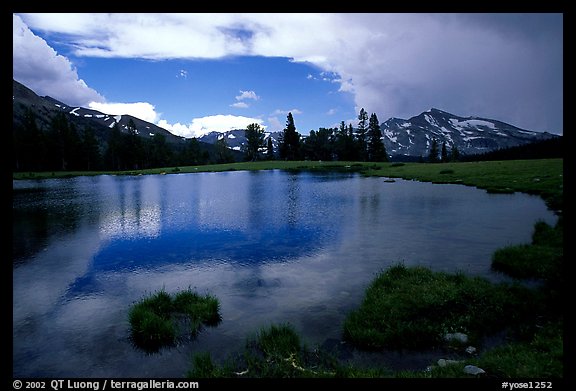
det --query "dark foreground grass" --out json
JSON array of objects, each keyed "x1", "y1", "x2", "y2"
[
  {"x1": 188, "y1": 323, "x2": 325, "y2": 378},
  {"x1": 187, "y1": 323, "x2": 312, "y2": 378},
  {"x1": 187, "y1": 319, "x2": 564, "y2": 378},
  {"x1": 187, "y1": 323, "x2": 391, "y2": 378},
  {"x1": 129, "y1": 288, "x2": 220, "y2": 352},
  {"x1": 396, "y1": 321, "x2": 563, "y2": 378}
]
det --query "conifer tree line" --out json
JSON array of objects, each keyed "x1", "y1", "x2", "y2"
[
  {"x1": 244, "y1": 108, "x2": 464, "y2": 163},
  {"x1": 424, "y1": 138, "x2": 460, "y2": 163},
  {"x1": 14, "y1": 106, "x2": 467, "y2": 172},
  {"x1": 247, "y1": 108, "x2": 390, "y2": 162},
  {"x1": 13, "y1": 109, "x2": 217, "y2": 172}
]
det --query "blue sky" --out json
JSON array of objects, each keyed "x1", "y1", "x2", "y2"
[{"x1": 13, "y1": 13, "x2": 563, "y2": 138}]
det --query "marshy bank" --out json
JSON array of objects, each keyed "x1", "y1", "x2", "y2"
[{"x1": 185, "y1": 217, "x2": 563, "y2": 378}]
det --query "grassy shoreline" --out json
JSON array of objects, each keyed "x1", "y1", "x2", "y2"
[
  {"x1": 186, "y1": 218, "x2": 563, "y2": 378},
  {"x1": 13, "y1": 158, "x2": 563, "y2": 211}
]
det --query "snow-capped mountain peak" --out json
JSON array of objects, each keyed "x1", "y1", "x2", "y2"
[{"x1": 381, "y1": 108, "x2": 558, "y2": 158}]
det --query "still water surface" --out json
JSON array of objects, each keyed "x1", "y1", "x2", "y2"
[{"x1": 13, "y1": 170, "x2": 557, "y2": 377}]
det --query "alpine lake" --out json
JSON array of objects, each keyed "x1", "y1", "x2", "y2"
[{"x1": 13, "y1": 169, "x2": 557, "y2": 377}]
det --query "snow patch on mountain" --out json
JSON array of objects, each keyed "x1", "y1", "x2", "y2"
[{"x1": 381, "y1": 108, "x2": 557, "y2": 158}]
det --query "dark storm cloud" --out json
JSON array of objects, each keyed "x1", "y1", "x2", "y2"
[{"x1": 347, "y1": 13, "x2": 563, "y2": 134}]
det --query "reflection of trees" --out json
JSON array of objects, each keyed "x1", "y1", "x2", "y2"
[
  {"x1": 358, "y1": 179, "x2": 381, "y2": 226},
  {"x1": 286, "y1": 172, "x2": 300, "y2": 227},
  {"x1": 13, "y1": 172, "x2": 337, "y2": 271},
  {"x1": 13, "y1": 183, "x2": 84, "y2": 263},
  {"x1": 13, "y1": 201, "x2": 52, "y2": 263},
  {"x1": 247, "y1": 171, "x2": 265, "y2": 230},
  {"x1": 94, "y1": 176, "x2": 163, "y2": 239}
]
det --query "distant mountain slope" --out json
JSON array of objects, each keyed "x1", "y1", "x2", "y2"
[
  {"x1": 199, "y1": 129, "x2": 283, "y2": 154},
  {"x1": 196, "y1": 108, "x2": 559, "y2": 160},
  {"x1": 13, "y1": 79, "x2": 184, "y2": 144},
  {"x1": 13, "y1": 79, "x2": 245, "y2": 167},
  {"x1": 381, "y1": 108, "x2": 559, "y2": 158},
  {"x1": 14, "y1": 79, "x2": 559, "y2": 164}
]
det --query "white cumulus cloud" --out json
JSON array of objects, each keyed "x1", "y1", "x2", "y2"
[
  {"x1": 272, "y1": 109, "x2": 303, "y2": 116},
  {"x1": 12, "y1": 14, "x2": 104, "y2": 107},
  {"x1": 230, "y1": 90, "x2": 260, "y2": 109},
  {"x1": 235, "y1": 90, "x2": 260, "y2": 101},
  {"x1": 157, "y1": 115, "x2": 264, "y2": 138},
  {"x1": 230, "y1": 102, "x2": 249, "y2": 109},
  {"x1": 88, "y1": 102, "x2": 160, "y2": 123},
  {"x1": 267, "y1": 116, "x2": 284, "y2": 132}
]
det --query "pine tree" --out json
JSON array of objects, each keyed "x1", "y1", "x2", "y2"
[
  {"x1": 214, "y1": 137, "x2": 234, "y2": 163},
  {"x1": 334, "y1": 121, "x2": 355, "y2": 161},
  {"x1": 244, "y1": 123, "x2": 265, "y2": 161},
  {"x1": 278, "y1": 112, "x2": 300, "y2": 160},
  {"x1": 450, "y1": 144, "x2": 460, "y2": 162},
  {"x1": 266, "y1": 137, "x2": 274, "y2": 160},
  {"x1": 441, "y1": 141, "x2": 448, "y2": 163},
  {"x1": 125, "y1": 118, "x2": 144, "y2": 169},
  {"x1": 105, "y1": 123, "x2": 123, "y2": 170},
  {"x1": 367, "y1": 113, "x2": 388, "y2": 162},
  {"x1": 347, "y1": 123, "x2": 357, "y2": 161},
  {"x1": 148, "y1": 133, "x2": 172, "y2": 168},
  {"x1": 356, "y1": 108, "x2": 368, "y2": 161},
  {"x1": 428, "y1": 138, "x2": 440, "y2": 163},
  {"x1": 81, "y1": 126, "x2": 101, "y2": 170},
  {"x1": 47, "y1": 112, "x2": 79, "y2": 170},
  {"x1": 14, "y1": 107, "x2": 46, "y2": 171},
  {"x1": 179, "y1": 137, "x2": 208, "y2": 166},
  {"x1": 302, "y1": 127, "x2": 333, "y2": 161}
]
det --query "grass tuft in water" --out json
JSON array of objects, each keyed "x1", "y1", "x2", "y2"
[
  {"x1": 173, "y1": 290, "x2": 221, "y2": 330},
  {"x1": 128, "y1": 300, "x2": 176, "y2": 351},
  {"x1": 129, "y1": 288, "x2": 220, "y2": 352}
]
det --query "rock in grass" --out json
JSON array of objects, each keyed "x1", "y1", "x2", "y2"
[
  {"x1": 444, "y1": 332, "x2": 468, "y2": 344},
  {"x1": 463, "y1": 365, "x2": 486, "y2": 375},
  {"x1": 465, "y1": 346, "x2": 477, "y2": 354},
  {"x1": 437, "y1": 359, "x2": 462, "y2": 367}
]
